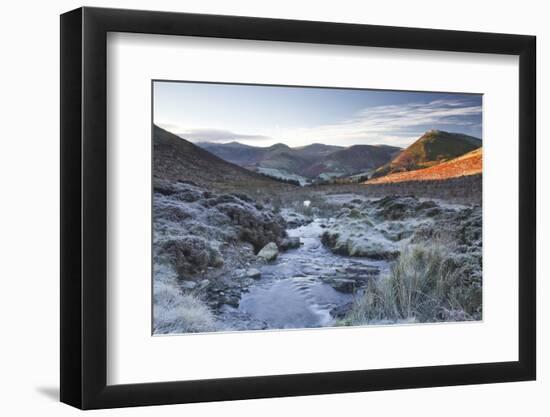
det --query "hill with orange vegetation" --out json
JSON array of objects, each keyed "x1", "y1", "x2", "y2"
[
  {"x1": 371, "y1": 130, "x2": 481, "y2": 179},
  {"x1": 365, "y1": 147, "x2": 482, "y2": 184}
]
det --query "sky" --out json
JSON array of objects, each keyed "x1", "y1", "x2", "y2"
[{"x1": 153, "y1": 81, "x2": 482, "y2": 148}]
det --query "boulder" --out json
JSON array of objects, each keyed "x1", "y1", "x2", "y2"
[
  {"x1": 347, "y1": 240, "x2": 400, "y2": 260},
  {"x1": 280, "y1": 236, "x2": 301, "y2": 250},
  {"x1": 321, "y1": 230, "x2": 399, "y2": 260},
  {"x1": 257, "y1": 242, "x2": 279, "y2": 261},
  {"x1": 246, "y1": 268, "x2": 262, "y2": 279}
]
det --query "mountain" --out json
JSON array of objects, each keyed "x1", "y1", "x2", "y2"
[
  {"x1": 294, "y1": 143, "x2": 345, "y2": 158},
  {"x1": 254, "y1": 143, "x2": 312, "y2": 174},
  {"x1": 371, "y1": 130, "x2": 481, "y2": 178},
  {"x1": 197, "y1": 141, "x2": 334, "y2": 173},
  {"x1": 366, "y1": 147, "x2": 482, "y2": 184},
  {"x1": 195, "y1": 141, "x2": 264, "y2": 166},
  {"x1": 153, "y1": 125, "x2": 293, "y2": 192},
  {"x1": 302, "y1": 144, "x2": 401, "y2": 178},
  {"x1": 198, "y1": 140, "x2": 399, "y2": 180}
]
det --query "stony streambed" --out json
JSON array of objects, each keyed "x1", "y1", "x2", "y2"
[{"x1": 217, "y1": 219, "x2": 388, "y2": 331}]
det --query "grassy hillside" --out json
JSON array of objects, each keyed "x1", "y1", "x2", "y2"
[
  {"x1": 371, "y1": 130, "x2": 481, "y2": 178},
  {"x1": 303, "y1": 144, "x2": 401, "y2": 177},
  {"x1": 367, "y1": 148, "x2": 482, "y2": 184},
  {"x1": 153, "y1": 125, "x2": 294, "y2": 193},
  {"x1": 293, "y1": 143, "x2": 345, "y2": 159}
]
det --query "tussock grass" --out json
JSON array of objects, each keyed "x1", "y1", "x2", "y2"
[
  {"x1": 340, "y1": 242, "x2": 478, "y2": 326},
  {"x1": 153, "y1": 279, "x2": 217, "y2": 334},
  {"x1": 338, "y1": 278, "x2": 395, "y2": 325}
]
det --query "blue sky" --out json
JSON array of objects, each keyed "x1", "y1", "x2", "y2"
[{"x1": 154, "y1": 81, "x2": 482, "y2": 148}]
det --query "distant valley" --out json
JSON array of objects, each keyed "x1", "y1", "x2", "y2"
[
  {"x1": 195, "y1": 129, "x2": 481, "y2": 186},
  {"x1": 197, "y1": 141, "x2": 401, "y2": 185}
]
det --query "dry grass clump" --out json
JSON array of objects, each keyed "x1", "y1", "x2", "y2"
[
  {"x1": 153, "y1": 281, "x2": 217, "y2": 334},
  {"x1": 153, "y1": 264, "x2": 217, "y2": 334},
  {"x1": 338, "y1": 278, "x2": 395, "y2": 325},
  {"x1": 339, "y1": 242, "x2": 480, "y2": 326}
]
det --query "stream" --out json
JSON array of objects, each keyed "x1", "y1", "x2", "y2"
[{"x1": 220, "y1": 218, "x2": 389, "y2": 331}]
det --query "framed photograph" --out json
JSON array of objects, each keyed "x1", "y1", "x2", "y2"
[{"x1": 60, "y1": 7, "x2": 536, "y2": 409}]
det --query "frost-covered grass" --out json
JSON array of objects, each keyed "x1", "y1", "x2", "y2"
[
  {"x1": 339, "y1": 242, "x2": 479, "y2": 326},
  {"x1": 153, "y1": 264, "x2": 218, "y2": 334},
  {"x1": 338, "y1": 278, "x2": 396, "y2": 325},
  {"x1": 257, "y1": 167, "x2": 310, "y2": 186},
  {"x1": 152, "y1": 180, "x2": 291, "y2": 334}
]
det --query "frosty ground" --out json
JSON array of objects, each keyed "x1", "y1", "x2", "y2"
[{"x1": 152, "y1": 179, "x2": 482, "y2": 334}]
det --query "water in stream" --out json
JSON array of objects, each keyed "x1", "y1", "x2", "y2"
[{"x1": 220, "y1": 218, "x2": 389, "y2": 331}]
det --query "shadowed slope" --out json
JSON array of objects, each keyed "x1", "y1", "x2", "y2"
[{"x1": 153, "y1": 125, "x2": 294, "y2": 192}]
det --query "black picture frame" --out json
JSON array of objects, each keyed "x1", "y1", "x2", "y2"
[{"x1": 60, "y1": 6, "x2": 536, "y2": 410}]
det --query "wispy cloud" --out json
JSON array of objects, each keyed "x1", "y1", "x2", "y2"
[
  {"x1": 278, "y1": 99, "x2": 482, "y2": 147},
  {"x1": 159, "y1": 99, "x2": 481, "y2": 148},
  {"x1": 157, "y1": 125, "x2": 270, "y2": 143}
]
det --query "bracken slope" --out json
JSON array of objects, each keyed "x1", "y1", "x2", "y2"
[{"x1": 365, "y1": 147, "x2": 482, "y2": 184}]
